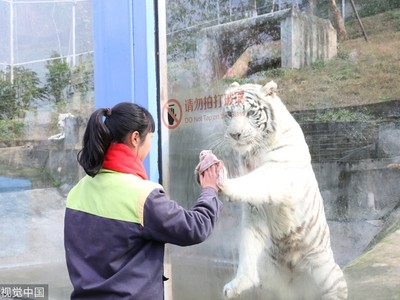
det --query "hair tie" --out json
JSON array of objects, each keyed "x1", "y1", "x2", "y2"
[{"x1": 106, "y1": 108, "x2": 112, "y2": 118}]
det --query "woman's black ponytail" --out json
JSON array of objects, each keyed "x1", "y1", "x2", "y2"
[{"x1": 77, "y1": 108, "x2": 112, "y2": 177}]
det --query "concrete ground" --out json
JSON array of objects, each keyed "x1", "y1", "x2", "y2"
[
  {"x1": 344, "y1": 229, "x2": 400, "y2": 300},
  {"x1": 1, "y1": 188, "x2": 399, "y2": 300},
  {"x1": 343, "y1": 209, "x2": 400, "y2": 300}
]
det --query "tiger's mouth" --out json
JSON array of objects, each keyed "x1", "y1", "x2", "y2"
[{"x1": 228, "y1": 138, "x2": 253, "y2": 152}]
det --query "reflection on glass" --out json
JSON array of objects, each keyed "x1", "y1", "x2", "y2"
[
  {"x1": 0, "y1": 0, "x2": 93, "y2": 184},
  {"x1": 164, "y1": 1, "x2": 400, "y2": 299},
  {"x1": 0, "y1": 1, "x2": 93, "y2": 297}
]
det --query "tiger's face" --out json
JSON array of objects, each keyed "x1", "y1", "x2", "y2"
[{"x1": 222, "y1": 81, "x2": 277, "y2": 155}]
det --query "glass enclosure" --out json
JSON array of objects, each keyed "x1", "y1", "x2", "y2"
[
  {"x1": 0, "y1": 0, "x2": 93, "y2": 298},
  {"x1": 1, "y1": 0, "x2": 400, "y2": 299},
  {"x1": 162, "y1": 0, "x2": 400, "y2": 299}
]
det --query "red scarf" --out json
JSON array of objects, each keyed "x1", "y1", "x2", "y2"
[{"x1": 103, "y1": 143, "x2": 148, "y2": 180}]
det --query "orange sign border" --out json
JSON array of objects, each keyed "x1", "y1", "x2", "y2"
[{"x1": 162, "y1": 99, "x2": 182, "y2": 129}]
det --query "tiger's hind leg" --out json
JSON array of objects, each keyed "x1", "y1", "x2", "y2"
[{"x1": 223, "y1": 219, "x2": 264, "y2": 298}]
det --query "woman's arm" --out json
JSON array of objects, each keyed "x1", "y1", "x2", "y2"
[{"x1": 141, "y1": 187, "x2": 222, "y2": 246}]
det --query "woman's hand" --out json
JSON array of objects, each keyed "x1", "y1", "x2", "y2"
[{"x1": 199, "y1": 162, "x2": 222, "y2": 192}]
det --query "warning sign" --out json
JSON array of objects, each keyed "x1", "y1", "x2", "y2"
[{"x1": 162, "y1": 99, "x2": 182, "y2": 129}]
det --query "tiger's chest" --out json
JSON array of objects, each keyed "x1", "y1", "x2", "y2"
[{"x1": 238, "y1": 154, "x2": 268, "y2": 174}]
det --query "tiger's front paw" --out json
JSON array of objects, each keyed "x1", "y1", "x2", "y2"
[
  {"x1": 217, "y1": 164, "x2": 227, "y2": 191},
  {"x1": 217, "y1": 166, "x2": 236, "y2": 200},
  {"x1": 223, "y1": 275, "x2": 257, "y2": 298},
  {"x1": 217, "y1": 167, "x2": 240, "y2": 203},
  {"x1": 223, "y1": 282, "x2": 240, "y2": 299}
]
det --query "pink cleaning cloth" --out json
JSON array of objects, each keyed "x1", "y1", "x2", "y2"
[
  {"x1": 195, "y1": 150, "x2": 221, "y2": 173},
  {"x1": 195, "y1": 150, "x2": 223, "y2": 185}
]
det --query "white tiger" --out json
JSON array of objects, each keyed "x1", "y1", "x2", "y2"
[{"x1": 216, "y1": 81, "x2": 348, "y2": 299}]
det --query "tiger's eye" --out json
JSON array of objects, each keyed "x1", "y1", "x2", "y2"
[{"x1": 247, "y1": 111, "x2": 255, "y2": 117}]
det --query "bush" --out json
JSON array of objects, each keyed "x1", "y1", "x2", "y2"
[
  {"x1": 45, "y1": 52, "x2": 71, "y2": 103},
  {"x1": 0, "y1": 119, "x2": 24, "y2": 144},
  {"x1": 0, "y1": 77, "x2": 17, "y2": 119},
  {"x1": 0, "y1": 67, "x2": 45, "y2": 120}
]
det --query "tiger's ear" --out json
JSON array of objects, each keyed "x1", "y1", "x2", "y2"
[
  {"x1": 262, "y1": 80, "x2": 277, "y2": 96},
  {"x1": 230, "y1": 82, "x2": 240, "y2": 87}
]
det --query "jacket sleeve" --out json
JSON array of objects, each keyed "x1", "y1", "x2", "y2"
[{"x1": 141, "y1": 187, "x2": 222, "y2": 246}]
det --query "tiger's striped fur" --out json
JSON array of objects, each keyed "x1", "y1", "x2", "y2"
[{"x1": 218, "y1": 81, "x2": 348, "y2": 299}]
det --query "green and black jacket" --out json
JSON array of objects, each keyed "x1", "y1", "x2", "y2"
[{"x1": 64, "y1": 143, "x2": 222, "y2": 300}]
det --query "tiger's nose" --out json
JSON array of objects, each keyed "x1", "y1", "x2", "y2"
[{"x1": 230, "y1": 133, "x2": 241, "y2": 140}]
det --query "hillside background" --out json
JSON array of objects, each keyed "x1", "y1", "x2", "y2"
[{"x1": 250, "y1": 6, "x2": 400, "y2": 112}]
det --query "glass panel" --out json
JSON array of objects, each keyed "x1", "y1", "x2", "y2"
[
  {"x1": 163, "y1": 0, "x2": 400, "y2": 299},
  {"x1": 0, "y1": 0, "x2": 93, "y2": 298}
]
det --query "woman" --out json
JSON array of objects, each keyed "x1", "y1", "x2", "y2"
[{"x1": 64, "y1": 102, "x2": 222, "y2": 299}]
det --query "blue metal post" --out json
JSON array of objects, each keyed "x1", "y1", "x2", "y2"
[{"x1": 92, "y1": 0, "x2": 159, "y2": 182}]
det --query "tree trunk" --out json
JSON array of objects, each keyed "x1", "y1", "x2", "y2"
[{"x1": 329, "y1": 0, "x2": 348, "y2": 42}]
